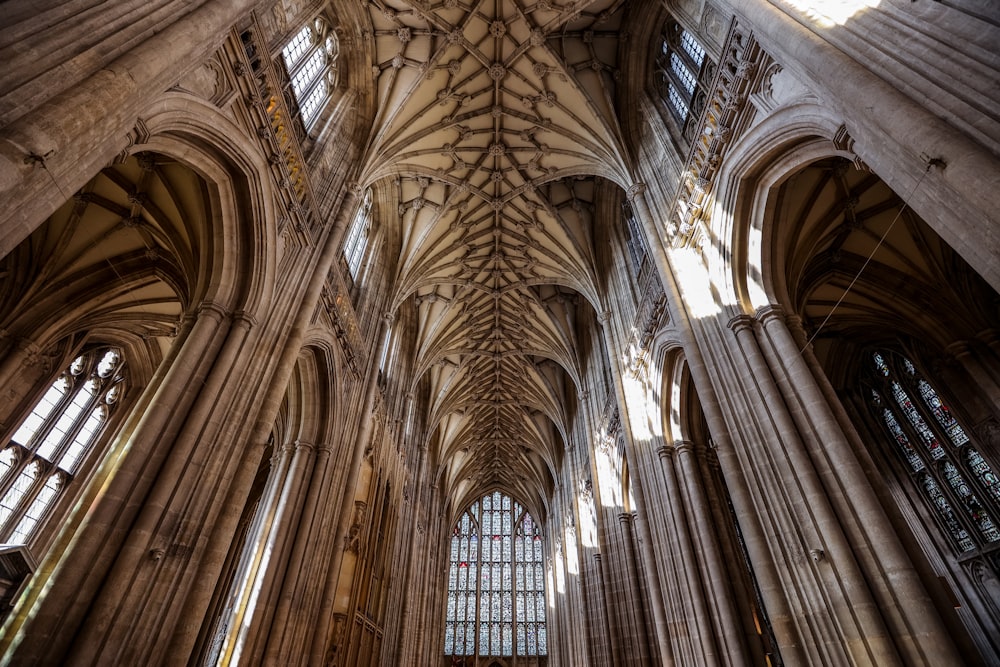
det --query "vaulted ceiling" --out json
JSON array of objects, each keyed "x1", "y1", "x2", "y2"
[{"x1": 359, "y1": 0, "x2": 634, "y2": 514}]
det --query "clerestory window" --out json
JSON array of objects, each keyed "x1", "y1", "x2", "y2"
[
  {"x1": 622, "y1": 200, "x2": 648, "y2": 277},
  {"x1": 863, "y1": 350, "x2": 1000, "y2": 568},
  {"x1": 444, "y1": 491, "x2": 547, "y2": 659},
  {"x1": 343, "y1": 188, "x2": 374, "y2": 281},
  {"x1": 281, "y1": 19, "x2": 339, "y2": 129},
  {"x1": 654, "y1": 20, "x2": 713, "y2": 141},
  {"x1": 0, "y1": 348, "x2": 126, "y2": 544}
]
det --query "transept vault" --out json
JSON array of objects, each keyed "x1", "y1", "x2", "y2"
[{"x1": 0, "y1": 1, "x2": 998, "y2": 666}]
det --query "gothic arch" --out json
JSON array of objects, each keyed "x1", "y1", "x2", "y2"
[{"x1": 138, "y1": 92, "x2": 279, "y2": 315}]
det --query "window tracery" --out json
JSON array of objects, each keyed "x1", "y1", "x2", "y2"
[
  {"x1": 444, "y1": 491, "x2": 547, "y2": 658},
  {"x1": 0, "y1": 347, "x2": 126, "y2": 544},
  {"x1": 344, "y1": 188, "x2": 374, "y2": 281},
  {"x1": 280, "y1": 19, "x2": 339, "y2": 128},
  {"x1": 864, "y1": 350, "x2": 1000, "y2": 561},
  {"x1": 654, "y1": 20, "x2": 712, "y2": 142}
]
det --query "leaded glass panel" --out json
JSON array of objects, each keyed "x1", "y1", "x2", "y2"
[
  {"x1": 967, "y1": 449, "x2": 1000, "y2": 503},
  {"x1": 443, "y1": 491, "x2": 547, "y2": 657},
  {"x1": 865, "y1": 350, "x2": 1000, "y2": 562},
  {"x1": 1, "y1": 347, "x2": 126, "y2": 544}
]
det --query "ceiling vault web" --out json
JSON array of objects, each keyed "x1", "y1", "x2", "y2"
[{"x1": 362, "y1": 0, "x2": 631, "y2": 511}]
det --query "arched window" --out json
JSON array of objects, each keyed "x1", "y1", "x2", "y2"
[
  {"x1": 654, "y1": 19, "x2": 713, "y2": 140},
  {"x1": 343, "y1": 188, "x2": 374, "y2": 281},
  {"x1": 280, "y1": 18, "x2": 339, "y2": 129},
  {"x1": 622, "y1": 200, "x2": 648, "y2": 277},
  {"x1": 0, "y1": 347, "x2": 126, "y2": 544},
  {"x1": 863, "y1": 350, "x2": 1000, "y2": 566},
  {"x1": 444, "y1": 491, "x2": 547, "y2": 659}
]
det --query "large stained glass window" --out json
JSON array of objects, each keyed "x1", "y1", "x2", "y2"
[
  {"x1": 0, "y1": 347, "x2": 127, "y2": 544},
  {"x1": 864, "y1": 350, "x2": 1000, "y2": 557},
  {"x1": 444, "y1": 491, "x2": 547, "y2": 658}
]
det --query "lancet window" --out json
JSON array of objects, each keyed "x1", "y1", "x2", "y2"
[
  {"x1": 344, "y1": 187, "x2": 374, "y2": 280},
  {"x1": 863, "y1": 350, "x2": 1000, "y2": 563},
  {"x1": 444, "y1": 491, "x2": 547, "y2": 659},
  {"x1": 622, "y1": 200, "x2": 648, "y2": 276},
  {"x1": 280, "y1": 18, "x2": 339, "y2": 128},
  {"x1": 0, "y1": 348, "x2": 127, "y2": 544},
  {"x1": 654, "y1": 20, "x2": 713, "y2": 141}
]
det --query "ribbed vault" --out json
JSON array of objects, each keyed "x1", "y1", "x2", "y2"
[{"x1": 362, "y1": 0, "x2": 631, "y2": 511}]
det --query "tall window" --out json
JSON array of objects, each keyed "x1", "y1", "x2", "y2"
[
  {"x1": 444, "y1": 491, "x2": 547, "y2": 658},
  {"x1": 343, "y1": 188, "x2": 373, "y2": 280},
  {"x1": 281, "y1": 19, "x2": 339, "y2": 128},
  {"x1": 864, "y1": 350, "x2": 1000, "y2": 568},
  {"x1": 622, "y1": 201, "x2": 648, "y2": 276},
  {"x1": 0, "y1": 348, "x2": 126, "y2": 544},
  {"x1": 654, "y1": 20, "x2": 712, "y2": 140}
]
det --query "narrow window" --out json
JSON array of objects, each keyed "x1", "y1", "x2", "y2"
[
  {"x1": 344, "y1": 188, "x2": 374, "y2": 280},
  {"x1": 444, "y1": 491, "x2": 547, "y2": 659},
  {"x1": 622, "y1": 201, "x2": 648, "y2": 276},
  {"x1": 0, "y1": 348, "x2": 127, "y2": 544},
  {"x1": 280, "y1": 19, "x2": 339, "y2": 128}
]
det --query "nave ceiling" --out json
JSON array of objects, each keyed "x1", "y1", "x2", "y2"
[{"x1": 358, "y1": 0, "x2": 633, "y2": 514}]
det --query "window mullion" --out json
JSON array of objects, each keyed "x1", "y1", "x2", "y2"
[
  {"x1": 46, "y1": 386, "x2": 103, "y2": 470},
  {"x1": 25, "y1": 374, "x2": 79, "y2": 454},
  {"x1": 0, "y1": 465, "x2": 45, "y2": 542},
  {"x1": 0, "y1": 446, "x2": 31, "y2": 500}
]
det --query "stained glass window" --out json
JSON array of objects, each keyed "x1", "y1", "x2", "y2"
[
  {"x1": 280, "y1": 19, "x2": 339, "y2": 128},
  {"x1": 0, "y1": 347, "x2": 127, "y2": 544},
  {"x1": 864, "y1": 350, "x2": 1000, "y2": 557},
  {"x1": 443, "y1": 491, "x2": 547, "y2": 657}
]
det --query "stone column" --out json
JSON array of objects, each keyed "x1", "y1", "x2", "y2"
[
  {"x1": 309, "y1": 313, "x2": 392, "y2": 663},
  {"x1": 617, "y1": 512, "x2": 652, "y2": 665},
  {"x1": 756, "y1": 305, "x2": 966, "y2": 665},
  {"x1": 261, "y1": 440, "x2": 336, "y2": 661},
  {"x1": 730, "y1": 313, "x2": 904, "y2": 666},
  {"x1": 674, "y1": 439, "x2": 750, "y2": 665},
  {"x1": 657, "y1": 443, "x2": 718, "y2": 665},
  {"x1": 653, "y1": 444, "x2": 694, "y2": 666},
  {"x1": 0, "y1": 299, "x2": 232, "y2": 663},
  {"x1": 590, "y1": 553, "x2": 614, "y2": 667},
  {"x1": 624, "y1": 477, "x2": 674, "y2": 666}
]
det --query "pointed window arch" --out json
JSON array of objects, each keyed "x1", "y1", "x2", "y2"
[
  {"x1": 343, "y1": 188, "x2": 374, "y2": 281},
  {"x1": 654, "y1": 19, "x2": 713, "y2": 142},
  {"x1": 863, "y1": 350, "x2": 1000, "y2": 559},
  {"x1": 444, "y1": 491, "x2": 547, "y2": 659},
  {"x1": 0, "y1": 347, "x2": 127, "y2": 544},
  {"x1": 280, "y1": 18, "x2": 339, "y2": 129}
]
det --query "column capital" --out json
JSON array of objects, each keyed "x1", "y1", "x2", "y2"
[
  {"x1": 944, "y1": 339, "x2": 973, "y2": 359},
  {"x1": 626, "y1": 183, "x2": 646, "y2": 201},
  {"x1": 197, "y1": 300, "x2": 229, "y2": 320},
  {"x1": 727, "y1": 313, "x2": 756, "y2": 334},
  {"x1": 656, "y1": 445, "x2": 674, "y2": 461},
  {"x1": 976, "y1": 328, "x2": 1000, "y2": 348},
  {"x1": 232, "y1": 310, "x2": 258, "y2": 329},
  {"x1": 618, "y1": 512, "x2": 634, "y2": 526},
  {"x1": 673, "y1": 439, "x2": 695, "y2": 456},
  {"x1": 755, "y1": 303, "x2": 786, "y2": 326},
  {"x1": 293, "y1": 439, "x2": 316, "y2": 453}
]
